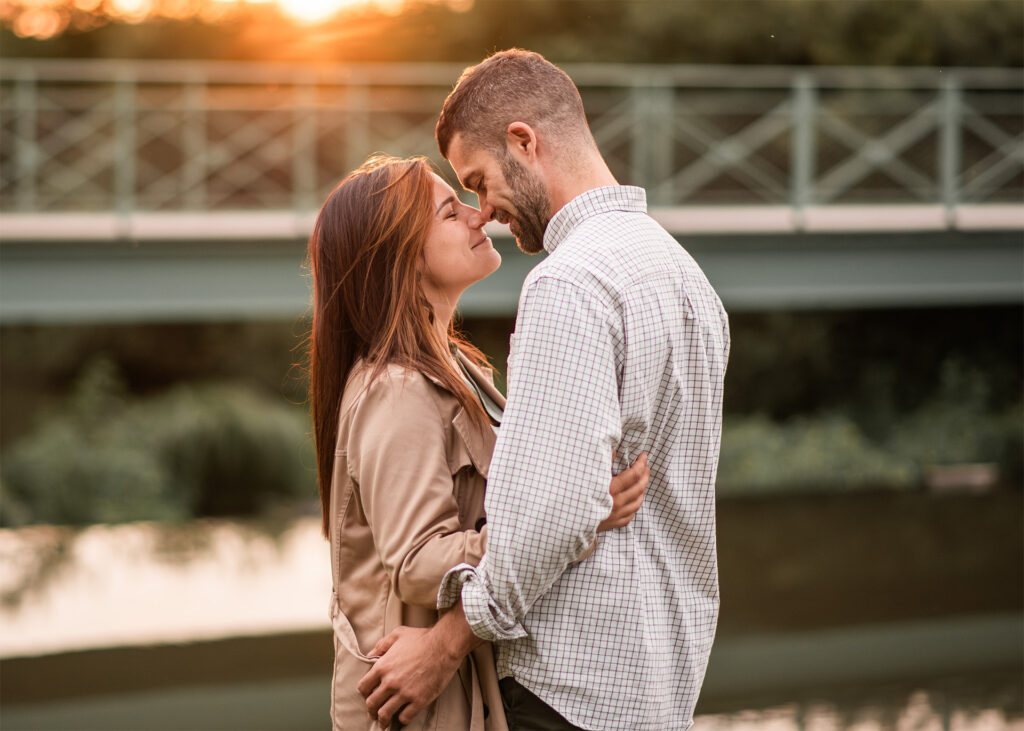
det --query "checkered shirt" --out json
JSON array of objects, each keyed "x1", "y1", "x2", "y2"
[{"x1": 438, "y1": 186, "x2": 730, "y2": 730}]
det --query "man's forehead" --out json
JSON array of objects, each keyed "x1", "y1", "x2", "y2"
[{"x1": 447, "y1": 134, "x2": 486, "y2": 183}]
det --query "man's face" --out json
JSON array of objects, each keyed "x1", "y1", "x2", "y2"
[{"x1": 447, "y1": 133, "x2": 551, "y2": 255}]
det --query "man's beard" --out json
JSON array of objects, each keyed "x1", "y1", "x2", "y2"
[{"x1": 499, "y1": 153, "x2": 550, "y2": 255}]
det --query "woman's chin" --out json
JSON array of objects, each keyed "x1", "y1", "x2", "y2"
[{"x1": 485, "y1": 249, "x2": 502, "y2": 275}]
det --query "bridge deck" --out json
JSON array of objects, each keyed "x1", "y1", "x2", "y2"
[
  {"x1": 2, "y1": 222, "x2": 1020, "y2": 324},
  {"x1": 2, "y1": 204, "x2": 1024, "y2": 242}
]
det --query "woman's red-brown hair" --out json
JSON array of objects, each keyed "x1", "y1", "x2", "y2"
[{"x1": 308, "y1": 155, "x2": 491, "y2": 537}]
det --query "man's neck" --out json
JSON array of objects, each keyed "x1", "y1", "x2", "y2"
[{"x1": 545, "y1": 153, "x2": 619, "y2": 214}]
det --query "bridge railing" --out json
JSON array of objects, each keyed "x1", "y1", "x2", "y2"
[{"x1": 1, "y1": 61, "x2": 1021, "y2": 230}]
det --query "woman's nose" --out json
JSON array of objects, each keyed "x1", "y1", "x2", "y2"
[
  {"x1": 475, "y1": 198, "x2": 496, "y2": 223},
  {"x1": 468, "y1": 207, "x2": 488, "y2": 229}
]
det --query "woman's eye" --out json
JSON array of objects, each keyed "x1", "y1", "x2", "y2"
[{"x1": 446, "y1": 210, "x2": 457, "y2": 220}]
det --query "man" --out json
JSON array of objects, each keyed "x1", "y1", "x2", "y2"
[{"x1": 358, "y1": 49, "x2": 730, "y2": 731}]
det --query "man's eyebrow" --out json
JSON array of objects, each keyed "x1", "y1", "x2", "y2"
[{"x1": 435, "y1": 195, "x2": 457, "y2": 214}]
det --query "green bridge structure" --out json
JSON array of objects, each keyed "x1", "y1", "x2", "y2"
[{"x1": 1, "y1": 60, "x2": 1021, "y2": 323}]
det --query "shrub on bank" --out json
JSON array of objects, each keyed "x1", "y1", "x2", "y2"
[
  {"x1": 717, "y1": 413, "x2": 919, "y2": 496},
  {"x1": 2, "y1": 356, "x2": 1020, "y2": 527},
  {"x1": 1, "y1": 358, "x2": 314, "y2": 527},
  {"x1": 885, "y1": 361, "x2": 1023, "y2": 484}
]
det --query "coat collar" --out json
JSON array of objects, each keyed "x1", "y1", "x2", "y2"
[
  {"x1": 420, "y1": 348, "x2": 507, "y2": 410},
  {"x1": 456, "y1": 349, "x2": 507, "y2": 409}
]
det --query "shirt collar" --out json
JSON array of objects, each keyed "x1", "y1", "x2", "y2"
[{"x1": 542, "y1": 185, "x2": 647, "y2": 254}]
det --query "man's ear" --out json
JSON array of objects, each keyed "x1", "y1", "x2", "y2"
[{"x1": 506, "y1": 122, "x2": 538, "y2": 163}]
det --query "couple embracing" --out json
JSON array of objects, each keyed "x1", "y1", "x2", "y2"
[{"x1": 307, "y1": 49, "x2": 730, "y2": 731}]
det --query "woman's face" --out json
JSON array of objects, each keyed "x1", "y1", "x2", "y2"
[{"x1": 420, "y1": 174, "x2": 501, "y2": 309}]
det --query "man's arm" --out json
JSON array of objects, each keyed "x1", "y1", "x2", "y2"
[{"x1": 442, "y1": 274, "x2": 623, "y2": 639}]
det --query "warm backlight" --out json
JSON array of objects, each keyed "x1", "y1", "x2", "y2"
[
  {"x1": 3, "y1": 0, "x2": 467, "y2": 38},
  {"x1": 276, "y1": 0, "x2": 361, "y2": 23}
]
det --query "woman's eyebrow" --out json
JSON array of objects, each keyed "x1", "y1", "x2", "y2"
[{"x1": 435, "y1": 195, "x2": 457, "y2": 214}]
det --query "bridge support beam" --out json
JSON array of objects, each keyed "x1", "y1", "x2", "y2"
[{"x1": 1, "y1": 231, "x2": 1020, "y2": 324}]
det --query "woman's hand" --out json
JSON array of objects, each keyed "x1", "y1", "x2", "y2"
[{"x1": 598, "y1": 453, "x2": 649, "y2": 532}]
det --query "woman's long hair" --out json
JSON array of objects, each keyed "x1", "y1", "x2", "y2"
[{"x1": 308, "y1": 155, "x2": 491, "y2": 537}]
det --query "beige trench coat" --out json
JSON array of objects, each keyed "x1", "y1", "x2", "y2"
[{"x1": 327, "y1": 350, "x2": 509, "y2": 731}]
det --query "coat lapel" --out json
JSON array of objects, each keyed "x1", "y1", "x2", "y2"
[{"x1": 456, "y1": 350, "x2": 507, "y2": 409}]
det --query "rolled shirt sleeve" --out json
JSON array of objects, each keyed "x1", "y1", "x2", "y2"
[{"x1": 438, "y1": 275, "x2": 621, "y2": 641}]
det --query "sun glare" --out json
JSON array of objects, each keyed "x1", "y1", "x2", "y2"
[
  {"x1": 277, "y1": 0, "x2": 360, "y2": 23},
  {"x1": 2, "y1": 0, "x2": 471, "y2": 38}
]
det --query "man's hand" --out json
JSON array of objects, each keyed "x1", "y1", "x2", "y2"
[
  {"x1": 358, "y1": 626, "x2": 456, "y2": 727},
  {"x1": 358, "y1": 602, "x2": 481, "y2": 728}
]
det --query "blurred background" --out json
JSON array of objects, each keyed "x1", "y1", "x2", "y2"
[{"x1": 0, "y1": 0, "x2": 1022, "y2": 729}]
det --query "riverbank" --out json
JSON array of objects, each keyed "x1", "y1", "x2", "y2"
[{"x1": 1, "y1": 489, "x2": 1020, "y2": 727}]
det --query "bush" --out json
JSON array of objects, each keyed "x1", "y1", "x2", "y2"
[
  {"x1": 885, "y1": 360, "x2": 1023, "y2": 477},
  {"x1": 1, "y1": 358, "x2": 314, "y2": 527},
  {"x1": 718, "y1": 413, "x2": 919, "y2": 496},
  {"x1": 717, "y1": 360, "x2": 1023, "y2": 497},
  {"x1": 149, "y1": 383, "x2": 313, "y2": 516}
]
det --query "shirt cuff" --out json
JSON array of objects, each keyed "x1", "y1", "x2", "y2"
[{"x1": 437, "y1": 560, "x2": 528, "y2": 642}]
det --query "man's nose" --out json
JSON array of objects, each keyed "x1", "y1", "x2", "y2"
[{"x1": 476, "y1": 198, "x2": 496, "y2": 223}]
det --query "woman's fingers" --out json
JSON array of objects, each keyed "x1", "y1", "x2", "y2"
[
  {"x1": 599, "y1": 453, "x2": 650, "y2": 532},
  {"x1": 611, "y1": 458, "x2": 649, "y2": 503},
  {"x1": 609, "y1": 453, "x2": 649, "y2": 495},
  {"x1": 621, "y1": 466, "x2": 649, "y2": 497},
  {"x1": 609, "y1": 464, "x2": 648, "y2": 522}
]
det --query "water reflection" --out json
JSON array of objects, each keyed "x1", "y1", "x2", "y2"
[
  {"x1": 1, "y1": 517, "x2": 1020, "y2": 730},
  {"x1": 0, "y1": 516, "x2": 329, "y2": 657},
  {"x1": 697, "y1": 677, "x2": 1023, "y2": 731},
  {"x1": 2, "y1": 669, "x2": 1021, "y2": 730}
]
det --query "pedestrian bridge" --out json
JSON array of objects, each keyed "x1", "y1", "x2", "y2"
[{"x1": 1, "y1": 61, "x2": 1021, "y2": 322}]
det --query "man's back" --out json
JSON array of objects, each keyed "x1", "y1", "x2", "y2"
[{"x1": 480, "y1": 186, "x2": 730, "y2": 730}]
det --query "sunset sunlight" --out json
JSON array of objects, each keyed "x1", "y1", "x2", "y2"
[
  {"x1": 275, "y1": 0, "x2": 367, "y2": 23},
  {"x1": 1, "y1": 0, "x2": 464, "y2": 38}
]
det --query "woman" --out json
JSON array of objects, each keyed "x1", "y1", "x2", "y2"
[{"x1": 307, "y1": 155, "x2": 647, "y2": 730}]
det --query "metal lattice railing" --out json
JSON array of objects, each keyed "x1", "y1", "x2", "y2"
[{"x1": 1, "y1": 61, "x2": 1021, "y2": 219}]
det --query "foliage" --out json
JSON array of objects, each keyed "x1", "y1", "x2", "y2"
[
  {"x1": 724, "y1": 308, "x2": 1024, "y2": 423},
  {"x1": 149, "y1": 382, "x2": 314, "y2": 516},
  {"x1": 717, "y1": 413, "x2": 919, "y2": 496},
  {"x1": 1, "y1": 357, "x2": 314, "y2": 527},
  {"x1": 2, "y1": 343, "x2": 1020, "y2": 526},
  {"x1": 2, "y1": 0, "x2": 1021, "y2": 68},
  {"x1": 718, "y1": 359, "x2": 1024, "y2": 496},
  {"x1": 885, "y1": 360, "x2": 1023, "y2": 480}
]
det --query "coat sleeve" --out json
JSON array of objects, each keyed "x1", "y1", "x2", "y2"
[{"x1": 345, "y1": 369, "x2": 487, "y2": 608}]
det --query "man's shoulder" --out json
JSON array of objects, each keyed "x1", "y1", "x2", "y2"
[{"x1": 533, "y1": 213, "x2": 676, "y2": 290}]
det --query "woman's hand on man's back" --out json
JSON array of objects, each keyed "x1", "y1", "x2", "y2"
[{"x1": 598, "y1": 453, "x2": 649, "y2": 532}]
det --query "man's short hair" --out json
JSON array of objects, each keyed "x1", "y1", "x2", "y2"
[{"x1": 436, "y1": 48, "x2": 590, "y2": 159}]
